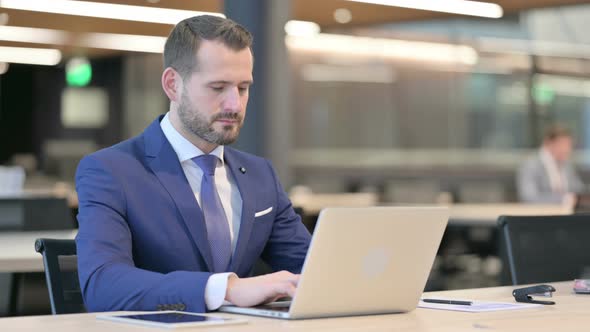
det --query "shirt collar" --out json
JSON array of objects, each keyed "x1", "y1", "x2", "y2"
[
  {"x1": 539, "y1": 147, "x2": 559, "y2": 168},
  {"x1": 160, "y1": 112, "x2": 224, "y2": 164}
]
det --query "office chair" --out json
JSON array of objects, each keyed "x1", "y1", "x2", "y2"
[
  {"x1": 34, "y1": 238, "x2": 86, "y2": 314},
  {"x1": 498, "y1": 214, "x2": 590, "y2": 285}
]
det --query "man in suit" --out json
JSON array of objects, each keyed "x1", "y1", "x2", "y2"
[
  {"x1": 75, "y1": 15, "x2": 311, "y2": 313},
  {"x1": 517, "y1": 125, "x2": 584, "y2": 203}
]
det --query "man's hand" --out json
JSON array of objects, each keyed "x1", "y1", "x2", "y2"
[
  {"x1": 563, "y1": 193, "x2": 577, "y2": 208},
  {"x1": 225, "y1": 271, "x2": 300, "y2": 307}
]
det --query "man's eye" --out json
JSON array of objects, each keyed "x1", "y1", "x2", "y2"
[
  {"x1": 238, "y1": 87, "x2": 249, "y2": 94},
  {"x1": 211, "y1": 86, "x2": 224, "y2": 92}
]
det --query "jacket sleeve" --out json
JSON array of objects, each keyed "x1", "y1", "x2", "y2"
[
  {"x1": 75, "y1": 154, "x2": 211, "y2": 312},
  {"x1": 259, "y1": 160, "x2": 311, "y2": 273},
  {"x1": 566, "y1": 164, "x2": 585, "y2": 194},
  {"x1": 516, "y1": 159, "x2": 564, "y2": 203}
]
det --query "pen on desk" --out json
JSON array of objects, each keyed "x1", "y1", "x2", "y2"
[{"x1": 422, "y1": 299, "x2": 473, "y2": 306}]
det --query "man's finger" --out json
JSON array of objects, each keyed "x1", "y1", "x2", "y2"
[
  {"x1": 271, "y1": 281, "x2": 296, "y2": 298},
  {"x1": 273, "y1": 271, "x2": 300, "y2": 285}
]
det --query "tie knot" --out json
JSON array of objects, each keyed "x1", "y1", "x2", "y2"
[{"x1": 193, "y1": 154, "x2": 219, "y2": 176}]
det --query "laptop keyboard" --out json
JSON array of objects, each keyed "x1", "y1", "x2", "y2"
[{"x1": 256, "y1": 301, "x2": 292, "y2": 312}]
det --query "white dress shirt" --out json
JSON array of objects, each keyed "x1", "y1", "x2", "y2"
[
  {"x1": 160, "y1": 113, "x2": 242, "y2": 310},
  {"x1": 539, "y1": 147, "x2": 568, "y2": 193}
]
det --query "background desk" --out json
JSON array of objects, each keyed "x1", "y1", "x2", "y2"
[
  {"x1": 0, "y1": 281, "x2": 585, "y2": 331},
  {"x1": 0, "y1": 230, "x2": 77, "y2": 273},
  {"x1": 447, "y1": 203, "x2": 571, "y2": 226},
  {"x1": 0, "y1": 230, "x2": 76, "y2": 316},
  {"x1": 295, "y1": 202, "x2": 571, "y2": 227}
]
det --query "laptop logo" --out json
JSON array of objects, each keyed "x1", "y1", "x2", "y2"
[{"x1": 362, "y1": 247, "x2": 392, "y2": 278}]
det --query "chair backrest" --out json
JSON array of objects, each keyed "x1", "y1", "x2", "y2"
[
  {"x1": 34, "y1": 238, "x2": 85, "y2": 314},
  {"x1": 498, "y1": 214, "x2": 590, "y2": 285}
]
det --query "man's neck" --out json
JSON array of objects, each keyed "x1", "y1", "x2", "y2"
[{"x1": 168, "y1": 111, "x2": 218, "y2": 154}]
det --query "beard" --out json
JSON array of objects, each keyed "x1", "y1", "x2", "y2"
[{"x1": 176, "y1": 91, "x2": 244, "y2": 146}]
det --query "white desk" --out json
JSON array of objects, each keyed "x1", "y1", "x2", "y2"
[
  {"x1": 290, "y1": 192, "x2": 379, "y2": 215},
  {"x1": 294, "y1": 201, "x2": 572, "y2": 226},
  {"x1": 447, "y1": 203, "x2": 572, "y2": 226},
  {"x1": 0, "y1": 230, "x2": 77, "y2": 273},
  {"x1": 0, "y1": 281, "x2": 585, "y2": 331}
]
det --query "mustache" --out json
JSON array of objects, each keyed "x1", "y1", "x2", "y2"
[{"x1": 212, "y1": 113, "x2": 242, "y2": 121}]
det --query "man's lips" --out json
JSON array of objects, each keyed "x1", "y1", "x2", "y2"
[{"x1": 215, "y1": 119, "x2": 239, "y2": 124}]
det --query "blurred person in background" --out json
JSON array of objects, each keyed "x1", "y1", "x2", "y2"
[{"x1": 517, "y1": 124, "x2": 585, "y2": 204}]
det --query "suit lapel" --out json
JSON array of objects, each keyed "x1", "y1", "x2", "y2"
[
  {"x1": 143, "y1": 117, "x2": 214, "y2": 272},
  {"x1": 224, "y1": 148, "x2": 256, "y2": 273}
]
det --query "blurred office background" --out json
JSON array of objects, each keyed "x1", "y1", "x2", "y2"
[
  {"x1": 4, "y1": 0, "x2": 590, "y2": 200},
  {"x1": 2, "y1": 0, "x2": 590, "y2": 316}
]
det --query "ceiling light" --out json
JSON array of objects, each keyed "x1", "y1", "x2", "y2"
[
  {"x1": 77, "y1": 32, "x2": 166, "y2": 53},
  {"x1": 0, "y1": 0, "x2": 224, "y2": 25},
  {"x1": 0, "y1": 26, "x2": 68, "y2": 44},
  {"x1": 286, "y1": 33, "x2": 478, "y2": 65},
  {"x1": 0, "y1": 46, "x2": 61, "y2": 65},
  {"x1": 285, "y1": 20, "x2": 320, "y2": 37},
  {"x1": 535, "y1": 74, "x2": 590, "y2": 98},
  {"x1": 478, "y1": 37, "x2": 590, "y2": 59},
  {"x1": 302, "y1": 64, "x2": 396, "y2": 83},
  {"x1": 0, "y1": 26, "x2": 165, "y2": 53},
  {"x1": 0, "y1": 13, "x2": 8, "y2": 25},
  {"x1": 345, "y1": 0, "x2": 503, "y2": 18},
  {"x1": 334, "y1": 8, "x2": 353, "y2": 24}
]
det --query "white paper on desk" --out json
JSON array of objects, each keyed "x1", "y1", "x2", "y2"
[{"x1": 418, "y1": 300, "x2": 542, "y2": 312}]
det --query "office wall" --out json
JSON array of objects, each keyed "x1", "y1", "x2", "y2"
[
  {"x1": 285, "y1": 12, "x2": 590, "y2": 196},
  {"x1": 123, "y1": 54, "x2": 167, "y2": 138},
  {"x1": 0, "y1": 65, "x2": 34, "y2": 163},
  {"x1": 3, "y1": 6, "x2": 590, "y2": 195},
  {"x1": 0, "y1": 58, "x2": 124, "y2": 180}
]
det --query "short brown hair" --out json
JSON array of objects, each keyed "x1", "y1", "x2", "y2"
[
  {"x1": 163, "y1": 15, "x2": 252, "y2": 78},
  {"x1": 543, "y1": 124, "x2": 572, "y2": 142}
]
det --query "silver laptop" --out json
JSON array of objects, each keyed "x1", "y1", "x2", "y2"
[{"x1": 219, "y1": 206, "x2": 449, "y2": 319}]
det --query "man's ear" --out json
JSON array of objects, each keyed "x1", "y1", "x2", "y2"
[{"x1": 162, "y1": 67, "x2": 182, "y2": 102}]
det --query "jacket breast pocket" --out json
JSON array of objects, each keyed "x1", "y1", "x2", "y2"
[{"x1": 254, "y1": 206, "x2": 273, "y2": 218}]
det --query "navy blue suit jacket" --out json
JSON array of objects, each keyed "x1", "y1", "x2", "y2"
[{"x1": 75, "y1": 116, "x2": 311, "y2": 313}]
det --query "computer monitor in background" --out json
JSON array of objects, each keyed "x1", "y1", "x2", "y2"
[{"x1": 0, "y1": 197, "x2": 75, "y2": 231}]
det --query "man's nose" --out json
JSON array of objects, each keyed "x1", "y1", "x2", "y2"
[{"x1": 222, "y1": 87, "x2": 242, "y2": 112}]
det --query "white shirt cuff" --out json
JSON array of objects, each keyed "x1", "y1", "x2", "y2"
[{"x1": 204, "y1": 272, "x2": 236, "y2": 311}]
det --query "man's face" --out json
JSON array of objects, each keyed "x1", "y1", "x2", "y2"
[
  {"x1": 176, "y1": 40, "x2": 253, "y2": 146},
  {"x1": 547, "y1": 136, "x2": 574, "y2": 163}
]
